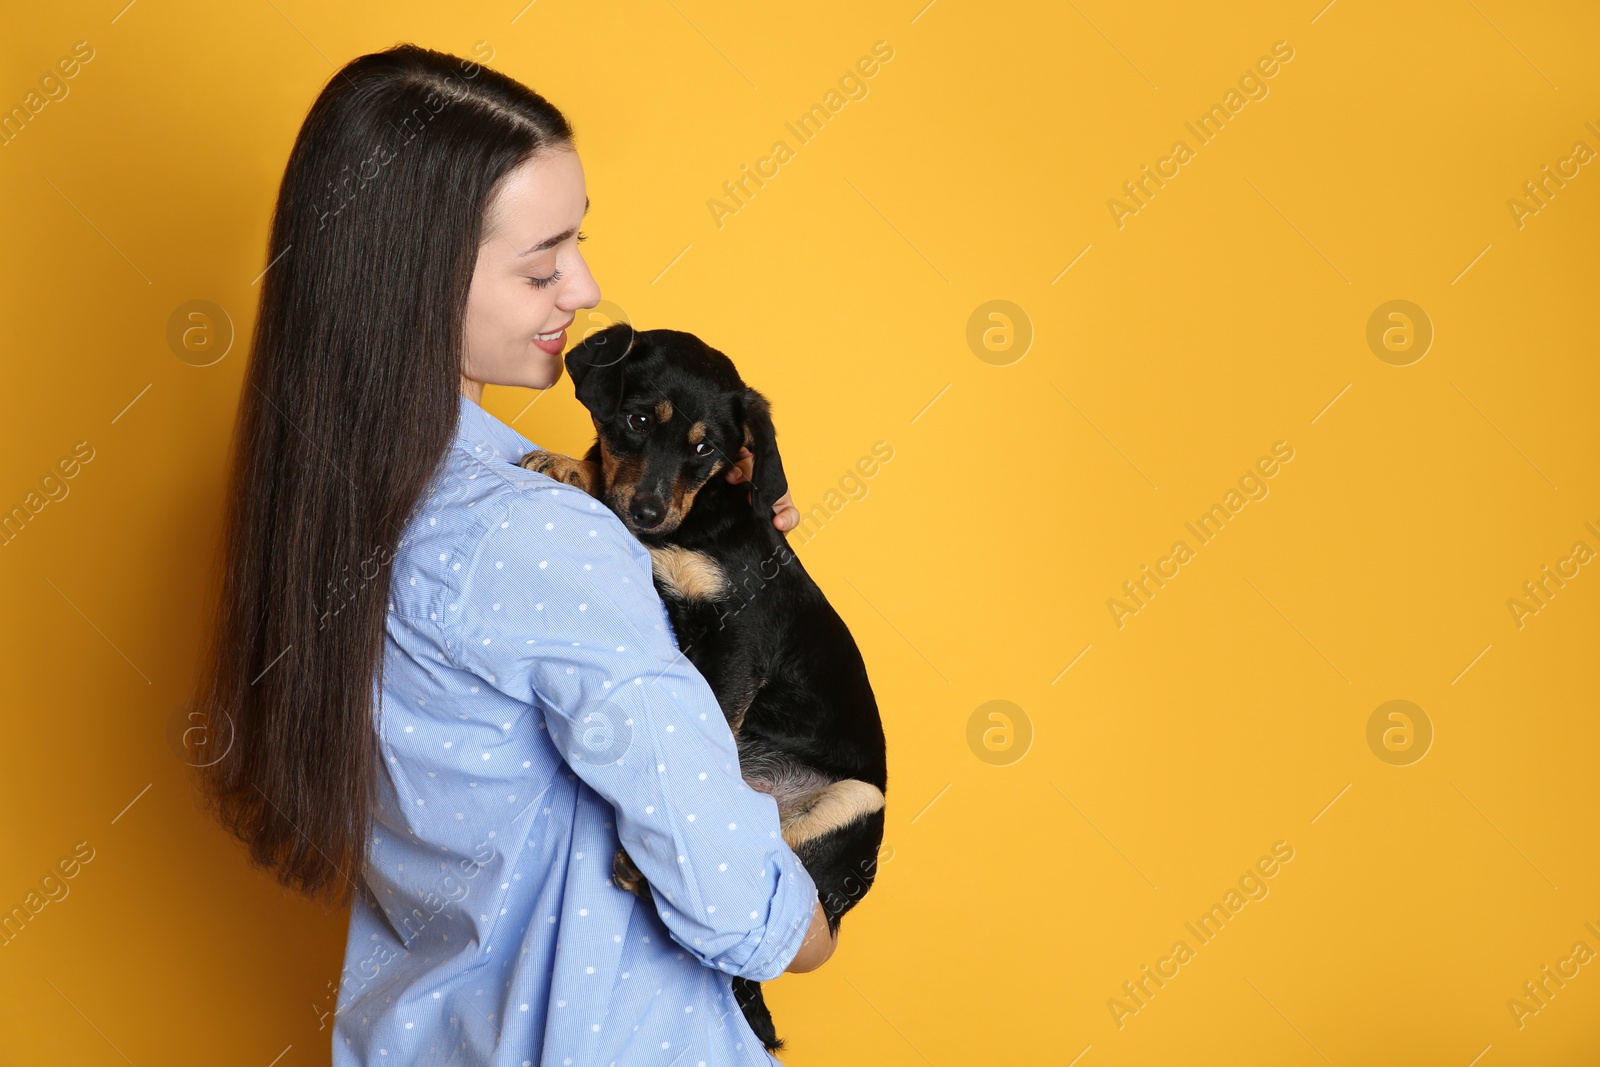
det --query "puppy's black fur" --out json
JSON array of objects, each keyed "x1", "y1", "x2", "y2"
[{"x1": 519, "y1": 324, "x2": 888, "y2": 1054}]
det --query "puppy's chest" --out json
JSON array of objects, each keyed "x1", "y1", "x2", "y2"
[
  {"x1": 646, "y1": 543, "x2": 789, "y2": 654},
  {"x1": 648, "y1": 545, "x2": 734, "y2": 606}
]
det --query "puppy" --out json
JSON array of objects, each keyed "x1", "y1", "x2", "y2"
[{"x1": 518, "y1": 324, "x2": 888, "y2": 1053}]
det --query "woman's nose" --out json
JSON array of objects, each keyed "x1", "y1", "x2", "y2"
[{"x1": 561, "y1": 253, "x2": 602, "y2": 313}]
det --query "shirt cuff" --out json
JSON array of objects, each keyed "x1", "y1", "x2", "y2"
[{"x1": 714, "y1": 847, "x2": 819, "y2": 982}]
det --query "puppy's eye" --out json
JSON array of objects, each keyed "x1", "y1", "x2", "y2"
[
  {"x1": 626, "y1": 413, "x2": 650, "y2": 432},
  {"x1": 693, "y1": 442, "x2": 715, "y2": 457}
]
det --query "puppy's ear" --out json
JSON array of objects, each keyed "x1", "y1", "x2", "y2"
[
  {"x1": 565, "y1": 323, "x2": 639, "y2": 422},
  {"x1": 740, "y1": 387, "x2": 789, "y2": 519}
]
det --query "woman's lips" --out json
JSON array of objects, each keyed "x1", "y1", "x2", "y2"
[{"x1": 532, "y1": 329, "x2": 566, "y2": 355}]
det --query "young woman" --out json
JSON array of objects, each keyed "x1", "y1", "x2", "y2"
[{"x1": 195, "y1": 43, "x2": 834, "y2": 1065}]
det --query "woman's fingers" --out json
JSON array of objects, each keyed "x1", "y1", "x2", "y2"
[
  {"x1": 725, "y1": 447, "x2": 798, "y2": 531},
  {"x1": 772, "y1": 493, "x2": 798, "y2": 532},
  {"x1": 725, "y1": 447, "x2": 752, "y2": 485}
]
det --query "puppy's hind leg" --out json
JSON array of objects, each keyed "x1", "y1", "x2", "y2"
[
  {"x1": 612, "y1": 846, "x2": 647, "y2": 897},
  {"x1": 779, "y1": 779, "x2": 886, "y2": 852},
  {"x1": 780, "y1": 780, "x2": 888, "y2": 933}
]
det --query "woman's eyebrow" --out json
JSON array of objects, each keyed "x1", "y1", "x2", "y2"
[{"x1": 519, "y1": 197, "x2": 590, "y2": 256}]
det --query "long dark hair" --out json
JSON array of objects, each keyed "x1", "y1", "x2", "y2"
[{"x1": 194, "y1": 44, "x2": 574, "y2": 906}]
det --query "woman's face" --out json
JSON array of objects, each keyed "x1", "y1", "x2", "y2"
[{"x1": 461, "y1": 147, "x2": 600, "y2": 397}]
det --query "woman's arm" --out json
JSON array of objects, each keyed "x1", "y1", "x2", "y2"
[
  {"x1": 785, "y1": 900, "x2": 838, "y2": 973},
  {"x1": 445, "y1": 478, "x2": 821, "y2": 982}
]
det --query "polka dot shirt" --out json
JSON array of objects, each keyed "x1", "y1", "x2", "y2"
[{"x1": 331, "y1": 394, "x2": 817, "y2": 1066}]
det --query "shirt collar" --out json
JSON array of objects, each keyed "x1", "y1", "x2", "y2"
[{"x1": 454, "y1": 392, "x2": 537, "y2": 464}]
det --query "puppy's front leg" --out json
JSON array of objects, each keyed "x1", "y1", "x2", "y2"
[{"x1": 519, "y1": 450, "x2": 601, "y2": 496}]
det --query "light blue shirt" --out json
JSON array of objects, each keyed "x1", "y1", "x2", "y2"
[{"x1": 332, "y1": 394, "x2": 819, "y2": 1066}]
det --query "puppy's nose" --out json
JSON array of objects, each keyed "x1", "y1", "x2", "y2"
[{"x1": 628, "y1": 495, "x2": 664, "y2": 529}]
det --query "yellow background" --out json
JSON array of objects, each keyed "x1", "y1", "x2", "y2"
[{"x1": 2, "y1": 0, "x2": 1597, "y2": 1063}]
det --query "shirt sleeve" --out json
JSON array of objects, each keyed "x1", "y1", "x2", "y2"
[{"x1": 443, "y1": 480, "x2": 819, "y2": 982}]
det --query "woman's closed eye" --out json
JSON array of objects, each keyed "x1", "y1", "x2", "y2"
[{"x1": 527, "y1": 231, "x2": 587, "y2": 288}]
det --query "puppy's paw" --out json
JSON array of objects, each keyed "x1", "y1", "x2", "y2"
[
  {"x1": 613, "y1": 846, "x2": 647, "y2": 898},
  {"x1": 519, "y1": 450, "x2": 600, "y2": 495}
]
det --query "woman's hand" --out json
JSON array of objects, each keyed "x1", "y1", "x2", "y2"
[
  {"x1": 784, "y1": 900, "x2": 838, "y2": 973},
  {"x1": 726, "y1": 446, "x2": 798, "y2": 532}
]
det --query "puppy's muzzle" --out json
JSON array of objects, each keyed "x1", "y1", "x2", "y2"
[{"x1": 628, "y1": 493, "x2": 666, "y2": 531}]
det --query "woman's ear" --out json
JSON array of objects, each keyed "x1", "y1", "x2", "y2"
[
  {"x1": 741, "y1": 387, "x2": 789, "y2": 519},
  {"x1": 565, "y1": 322, "x2": 638, "y2": 422}
]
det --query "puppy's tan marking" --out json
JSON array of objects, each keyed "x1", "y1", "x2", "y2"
[
  {"x1": 777, "y1": 779, "x2": 886, "y2": 850},
  {"x1": 653, "y1": 459, "x2": 723, "y2": 533},
  {"x1": 656, "y1": 399, "x2": 673, "y2": 423},
  {"x1": 613, "y1": 846, "x2": 646, "y2": 897},
  {"x1": 519, "y1": 450, "x2": 600, "y2": 495},
  {"x1": 598, "y1": 438, "x2": 644, "y2": 516},
  {"x1": 688, "y1": 421, "x2": 707, "y2": 444},
  {"x1": 649, "y1": 545, "x2": 728, "y2": 601}
]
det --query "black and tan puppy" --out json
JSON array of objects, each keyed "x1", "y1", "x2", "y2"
[{"x1": 518, "y1": 324, "x2": 888, "y2": 1053}]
